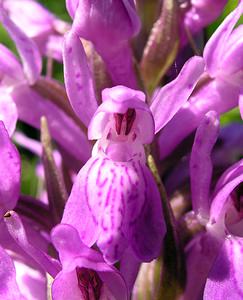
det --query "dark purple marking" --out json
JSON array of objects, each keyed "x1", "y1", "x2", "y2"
[
  {"x1": 76, "y1": 267, "x2": 102, "y2": 300},
  {"x1": 68, "y1": 47, "x2": 72, "y2": 54}
]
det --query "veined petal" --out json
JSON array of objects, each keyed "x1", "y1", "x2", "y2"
[
  {"x1": 209, "y1": 159, "x2": 243, "y2": 225},
  {"x1": 62, "y1": 156, "x2": 165, "y2": 263},
  {"x1": 158, "y1": 78, "x2": 239, "y2": 159},
  {"x1": 150, "y1": 56, "x2": 205, "y2": 134},
  {"x1": 0, "y1": 90, "x2": 18, "y2": 136},
  {"x1": 0, "y1": 7, "x2": 41, "y2": 84},
  {"x1": 190, "y1": 111, "x2": 219, "y2": 221},
  {"x1": 204, "y1": 237, "x2": 243, "y2": 300},
  {"x1": 11, "y1": 85, "x2": 91, "y2": 164},
  {"x1": 63, "y1": 30, "x2": 98, "y2": 127},
  {"x1": 0, "y1": 121, "x2": 20, "y2": 218},
  {"x1": 203, "y1": 1, "x2": 243, "y2": 77},
  {"x1": 0, "y1": 245, "x2": 23, "y2": 300}
]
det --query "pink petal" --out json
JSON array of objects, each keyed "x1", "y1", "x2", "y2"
[
  {"x1": 0, "y1": 90, "x2": 18, "y2": 136},
  {"x1": 204, "y1": 237, "x2": 243, "y2": 300},
  {"x1": 0, "y1": 7, "x2": 42, "y2": 84},
  {"x1": 203, "y1": 1, "x2": 243, "y2": 77},
  {"x1": 4, "y1": 211, "x2": 61, "y2": 278},
  {"x1": 150, "y1": 56, "x2": 205, "y2": 134},
  {"x1": 11, "y1": 85, "x2": 91, "y2": 164},
  {"x1": 63, "y1": 30, "x2": 98, "y2": 127},
  {"x1": 190, "y1": 111, "x2": 219, "y2": 220},
  {"x1": 0, "y1": 245, "x2": 23, "y2": 300},
  {"x1": 158, "y1": 78, "x2": 240, "y2": 159},
  {"x1": 0, "y1": 121, "x2": 20, "y2": 218}
]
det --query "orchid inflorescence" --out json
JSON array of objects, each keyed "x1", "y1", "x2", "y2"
[{"x1": 0, "y1": 0, "x2": 242, "y2": 299}]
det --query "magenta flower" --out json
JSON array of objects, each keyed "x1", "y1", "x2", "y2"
[
  {"x1": 184, "y1": 112, "x2": 243, "y2": 299},
  {"x1": 62, "y1": 25, "x2": 205, "y2": 265},
  {"x1": 158, "y1": 1, "x2": 243, "y2": 159},
  {"x1": 51, "y1": 224, "x2": 128, "y2": 300}
]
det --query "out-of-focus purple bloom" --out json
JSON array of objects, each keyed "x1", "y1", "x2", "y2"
[
  {"x1": 51, "y1": 224, "x2": 128, "y2": 300},
  {"x1": 158, "y1": 1, "x2": 243, "y2": 159},
  {"x1": 3, "y1": 0, "x2": 70, "y2": 61},
  {"x1": 66, "y1": 0, "x2": 140, "y2": 88},
  {"x1": 180, "y1": 0, "x2": 227, "y2": 46}
]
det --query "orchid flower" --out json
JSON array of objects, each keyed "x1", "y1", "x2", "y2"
[
  {"x1": 51, "y1": 224, "x2": 128, "y2": 300},
  {"x1": 183, "y1": 111, "x2": 243, "y2": 299},
  {"x1": 158, "y1": 1, "x2": 243, "y2": 159}
]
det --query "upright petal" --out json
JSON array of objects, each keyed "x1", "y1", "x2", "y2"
[
  {"x1": 204, "y1": 237, "x2": 243, "y2": 300},
  {"x1": 190, "y1": 111, "x2": 219, "y2": 221},
  {"x1": 0, "y1": 245, "x2": 23, "y2": 300},
  {"x1": 0, "y1": 121, "x2": 20, "y2": 218},
  {"x1": 150, "y1": 56, "x2": 205, "y2": 134},
  {"x1": 63, "y1": 30, "x2": 98, "y2": 127},
  {"x1": 203, "y1": 1, "x2": 243, "y2": 76},
  {"x1": 0, "y1": 7, "x2": 41, "y2": 84},
  {"x1": 158, "y1": 78, "x2": 239, "y2": 159}
]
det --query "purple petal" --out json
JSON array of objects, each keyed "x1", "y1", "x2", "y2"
[
  {"x1": 184, "y1": 233, "x2": 221, "y2": 300},
  {"x1": 11, "y1": 85, "x2": 91, "y2": 163},
  {"x1": 158, "y1": 78, "x2": 240, "y2": 159},
  {"x1": 62, "y1": 155, "x2": 165, "y2": 263},
  {"x1": 66, "y1": 0, "x2": 79, "y2": 19},
  {"x1": 0, "y1": 44, "x2": 24, "y2": 83},
  {"x1": 239, "y1": 95, "x2": 243, "y2": 120},
  {"x1": 150, "y1": 56, "x2": 205, "y2": 134},
  {"x1": 0, "y1": 245, "x2": 23, "y2": 300},
  {"x1": 0, "y1": 90, "x2": 18, "y2": 136},
  {"x1": 190, "y1": 111, "x2": 219, "y2": 220},
  {"x1": 63, "y1": 30, "x2": 98, "y2": 127},
  {"x1": 0, "y1": 121, "x2": 20, "y2": 218},
  {"x1": 0, "y1": 8, "x2": 42, "y2": 84},
  {"x1": 221, "y1": 25, "x2": 243, "y2": 79},
  {"x1": 4, "y1": 211, "x2": 61, "y2": 277},
  {"x1": 209, "y1": 159, "x2": 243, "y2": 224},
  {"x1": 204, "y1": 237, "x2": 243, "y2": 300},
  {"x1": 203, "y1": 1, "x2": 243, "y2": 77},
  {"x1": 129, "y1": 164, "x2": 166, "y2": 261},
  {"x1": 3, "y1": 0, "x2": 54, "y2": 38},
  {"x1": 45, "y1": 34, "x2": 63, "y2": 62},
  {"x1": 88, "y1": 85, "x2": 154, "y2": 144}
]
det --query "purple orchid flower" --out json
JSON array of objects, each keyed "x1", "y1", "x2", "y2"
[
  {"x1": 66, "y1": 0, "x2": 140, "y2": 88},
  {"x1": 3, "y1": 0, "x2": 70, "y2": 61},
  {"x1": 158, "y1": 1, "x2": 243, "y2": 159},
  {"x1": 62, "y1": 25, "x2": 205, "y2": 269},
  {"x1": 51, "y1": 224, "x2": 128, "y2": 300},
  {"x1": 183, "y1": 112, "x2": 243, "y2": 299}
]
